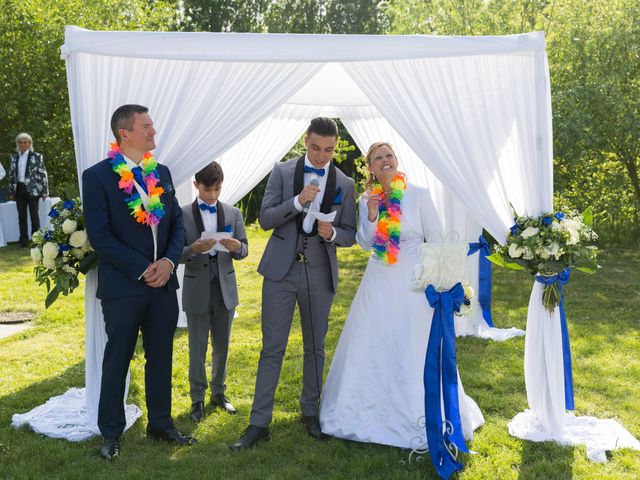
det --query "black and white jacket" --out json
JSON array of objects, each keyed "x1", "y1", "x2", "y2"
[{"x1": 8, "y1": 151, "x2": 49, "y2": 197}]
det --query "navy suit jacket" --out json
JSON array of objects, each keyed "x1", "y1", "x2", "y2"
[{"x1": 82, "y1": 158, "x2": 185, "y2": 300}]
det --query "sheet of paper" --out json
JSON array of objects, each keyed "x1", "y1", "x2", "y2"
[
  {"x1": 200, "y1": 231, "x2": 232, "y2": 253},
  {"x1": 310, "y1": 210, "x2": 337, "y2": 222}
]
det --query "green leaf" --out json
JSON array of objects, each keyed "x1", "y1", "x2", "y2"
[
  {"x1": 45, "y1": 287, "x2": 60, "y2": 309},
  {"x1": 487, "y1": 253, "x2": 525, "y2": 271},
  {"x1": 581, "y1": 207, "x2": 593, "y2": 227},
  {"x1": 574, "y1": 265, "x2": 596, "y2": 274}
]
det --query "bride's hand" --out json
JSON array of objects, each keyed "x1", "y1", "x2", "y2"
[{"x1": 366, "y1": 194, "x2": 380, "y2": 222}]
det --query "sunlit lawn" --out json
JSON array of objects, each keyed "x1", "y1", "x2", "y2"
[{"x1": 0, "y1": 228, "x2": 638, "y2": 479}]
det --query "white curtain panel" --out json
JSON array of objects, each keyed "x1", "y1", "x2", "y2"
[{"x1": 342, "y1": 110, "x2": 523, "y2": 341}]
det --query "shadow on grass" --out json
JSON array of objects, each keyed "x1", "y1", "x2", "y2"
[{"x1": 518, "y1": 439, "x2": 574, "y2": 480}]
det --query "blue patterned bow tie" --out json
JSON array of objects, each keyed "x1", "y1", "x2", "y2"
[
  {"x1": 130, "y1": 166, "x2": 148, "y2": 194},
  {"x1": 303, "y1": 165, "x2": 326, "y2": 177},
  {"x1": 199, "y1": 203, "x2": 217, "y2": 214}
]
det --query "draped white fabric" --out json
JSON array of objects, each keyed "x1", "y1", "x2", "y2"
[{"x1": 14, "y1": 27, "x2": 636, "y2": 458}]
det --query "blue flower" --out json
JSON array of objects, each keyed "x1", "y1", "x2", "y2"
[
  {"x1": 542, "y1": 216, "x2": 553, "y2": 226},
  {"x1": 44, "y1": 232, "x2": 53, "y2": 241},
  {"x1": 510, "y1": 224, "x2": 519, "y2": 236},
  {"x1": 48, "y1": 208, "x2": 59, "y2": 218},
  {"x1": 59, "y1": 243, "x2": 71, "y2": 252},
  {"x1": 554, "y1": 211, "x2": 566, "y2": 221},
  {"x1": 63, "y1": 200, "x2": 76, "y2": 210}
]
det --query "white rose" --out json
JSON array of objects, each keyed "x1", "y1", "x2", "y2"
[
  {"x1": 508, "y1": 243, "x2": 524, "y2": 258},
  {"x1": 31, "y1": 230, "x2": 44, "y2": 244},
  {"x1": 566, "y1": 229, "x2": 580, "y2": 245},
  {"x1": 538, "y1": 247, "x2": 551, "y2": 260},
  {"x1": 42, "y1": 242, "x2": 59, "y2": 259},
  {"x1": 522, "y1": 246, "x2": 534, "y2": 260},
  {"x1": 69, "y1": 230, "x2": 88, "y2": 248},
  {"x1": 61, "y1": 209, "x2": 71, "y2": 218},
  {"x1": 561, "y1": 218, "x2": 582, "y2": 233},
  {"x1": 42, "y1": 257, "x2": 57, "y2": 270},
  {"x1": 62, "y1": 219, "x2": 78, "y2": 234},
  {"x1": 30, "y1": 247, "x2": 43, "y2": 263},
  {"x1": 71, "y1": 248, "x2": 85, "y2": 259},
  {"x1": 520, "y1": 226, "x2": 539, "y2": 239}
]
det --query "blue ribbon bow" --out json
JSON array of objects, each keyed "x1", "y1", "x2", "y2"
[
  {"x1": 535, "y1": 267, "x2": 574, "y2": 410},
  {"x1": 467, "y1": 235, "x2": 494, "y2": 327},
  {"x1": 303, "y1": 165, "x2": 326, "y2": 177},
  {"x1": 131, "y1": 166, "x2": 148, "y2": 194},
  {"x1": 424, "y1": 283, "x2": 470, "y2": 480},
  {"x1": 199, "y1": 203, "x2": 217, "y2": 214}
]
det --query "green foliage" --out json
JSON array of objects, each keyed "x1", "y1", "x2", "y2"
[{"x1": 0, "y1": 0, "x2": 178, "y2": 196}]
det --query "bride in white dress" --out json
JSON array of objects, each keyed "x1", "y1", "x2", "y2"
[{"x1": 320, "y1": 142, "x2": 484, "y2": 450}]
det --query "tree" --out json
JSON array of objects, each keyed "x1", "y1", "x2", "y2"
[{"x1": 0, "y1": 0, "x2": 178, "y2": 196}]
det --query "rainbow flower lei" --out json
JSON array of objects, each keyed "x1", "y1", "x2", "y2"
[
  {"x1": 107, "y1": 142, "x2": 165, "y2": 226},
  {"x1": 371, "y1": 173, "x2": 406, "y2": 264}
]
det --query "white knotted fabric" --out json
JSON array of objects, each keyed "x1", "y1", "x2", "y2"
[{"x1": 12, "y1": 27, "x2": 638, "y2": 460}]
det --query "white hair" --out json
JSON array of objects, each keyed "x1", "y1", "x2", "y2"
[{"x1": 15, "y1": 132, "x2": 33, "y2": 152}]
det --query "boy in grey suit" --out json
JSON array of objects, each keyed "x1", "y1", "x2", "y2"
[
  {"x1": 231, "y1": 117, "x2": 357, "y2": 450},
  {"x1": 180, "y1": 162, "x2": 248, "y2": 422}
]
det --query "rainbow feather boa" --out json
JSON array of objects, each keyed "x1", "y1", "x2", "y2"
[
  {"x1": 371, "y1": 173, "x2": 406, "y2": 264},
  {"x1": 107, "y1": 142, "x2": 165, "y2": 226}
]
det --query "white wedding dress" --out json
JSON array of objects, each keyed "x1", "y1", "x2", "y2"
[{"x1": 320, "y1": 184, "x2": 484, "y2": 449}]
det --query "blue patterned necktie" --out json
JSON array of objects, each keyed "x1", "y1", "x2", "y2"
[
  {"x1": 303, "y1": 165, "x2": 325, "y2": 177},
  {"x1": 130, "y1": 166, "x2": 148, "y2": 194},
  {"x1": 199, "y1": 203, "x2": 217, "y2": 214}
]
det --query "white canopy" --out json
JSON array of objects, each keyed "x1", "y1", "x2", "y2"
[{"x1": 36, "y1": 26, "x2": 562, "y2": 442}]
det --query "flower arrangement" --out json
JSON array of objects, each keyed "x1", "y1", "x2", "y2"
[
  {"x1": 31, "y1": 197, "x2": 97, "y2": 307},
  {"x1": 457, "y1": 281, "x2": 474, "y2": 317},
  {"x1": 488, "y1": 208, "x2": 598, "y2": 311}
]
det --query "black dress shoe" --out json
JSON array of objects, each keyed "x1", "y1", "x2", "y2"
[
  {"x1": 100, "y1": 437, "x2": 120, "y2": 460},
  {"x1": 229, "y1": 425, "x2": 270, "y2": 450},
  {"x1": 211, "y1": 393, "x2": 237, "y2": 414},
  {"x1": 301, "y1": 415, "x2": 329, "y2": 440},
  {"x1": 146, "y1": 426, "x2": 197, "y2": 445},
  {"x1": 190, "y1": 401, "x2": 205, "y2": 422}
]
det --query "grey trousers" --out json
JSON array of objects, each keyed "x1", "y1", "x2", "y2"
[
  {"x1": 186, "y1": 275, "x2": 234, "y2": 403},
  {"x1": 250, "y1": 260, "x2": 334, "y2": 427}
]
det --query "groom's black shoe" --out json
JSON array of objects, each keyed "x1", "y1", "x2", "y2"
[
  {"x1": 99, "y1": 437, "x2": 120, "y2": 460},
  {"x1": 301, "y1": 415, "x2": 329, "y2": 440},
  {"x1": 211, "y1": 393, "x2": 237, "y2": 414},
  {"x1": 190, "y1": 401, "x2": 205, "y2": 422},
  {"x1": 146, "y1": 426, "x2": 197, "y2": 445},
  {"x1": 229, "y1": 425, "x2": 270, "y2": 450}
]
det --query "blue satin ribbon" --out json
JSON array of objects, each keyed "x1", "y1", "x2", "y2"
[
  {"x1": 424, "y1": 283, "x2": 469, "y2": 480},
  {"x1": 535, "y1": 267, "x2": 574, "y2": 410},
  {"x1": 303, "y1": 165, "x2": 326, "y2": 176},
  {"x1": 131, "y1": 166, "x2": 148, "y2": 194},
  {"x1": 467, "y1": 235, "x2": 494, "y2": 327}
]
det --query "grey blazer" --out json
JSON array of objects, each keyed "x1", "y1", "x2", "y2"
[
  {"x1": 257, "y1": 156, "x2": 357, "y2": 292},
  {"x1": 179, "y1": 199, "x2": 248, "y2": 313}
]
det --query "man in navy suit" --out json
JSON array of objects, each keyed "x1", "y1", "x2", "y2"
[{"x1": 82, "y1": 104, "x2": 194, "y2": 460}]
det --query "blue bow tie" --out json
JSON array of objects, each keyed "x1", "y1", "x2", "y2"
[
  {"x1": 131, "y1": 166, "x2": 148, "y2": 194},
  {"x1": 303, "y1": 165, "x2": 326, "y2": 177},
  {"x1": 199, "y1": 203, "x2": 217, "y2": 214}
]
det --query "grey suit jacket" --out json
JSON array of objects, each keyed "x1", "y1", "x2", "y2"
[
  {"x1": 257, "y1": 156, "x2": 357, "y2": 292},
  {"x1": 179, "y1": 199, "x2": 248, "y2": 313}
]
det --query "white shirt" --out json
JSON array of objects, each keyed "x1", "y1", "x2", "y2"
[
  {"x1": 17, "y1": 150, "x2": 29, "y2": 183},
  {"x1": 294, "y1": 155, "x2": 336, "y2": 240},
  {"x1": 124, "y1": 154, "x2": 159, "y2": 261},
  {"x1": 198, "y1": 198, "x2": 218, "y2": 257}
]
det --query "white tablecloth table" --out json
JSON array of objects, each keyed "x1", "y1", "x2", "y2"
[{"x1": 0, "y1": 197, "x2": 60, "y2": 246}]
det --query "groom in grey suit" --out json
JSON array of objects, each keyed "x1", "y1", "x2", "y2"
[{"x1": 231, "y1": 117, "x2": 357, "y2": 449}]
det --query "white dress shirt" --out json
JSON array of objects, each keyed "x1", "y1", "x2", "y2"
[
  {"x1": 17, "y1": 150, "x2": 29, "y2": 183},
  {"x1": 198, "y1": 198, "x2": 218, "y2": 256},
  {"x1": 0, "y1": 161, "x2": 5, "y2": 181},
  {"x1": 294, "y1": 155, "x2": 336, "y2": 240}
]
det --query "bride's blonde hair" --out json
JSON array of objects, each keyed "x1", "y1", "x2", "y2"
[{"x1": 364, "y1": 141, "x2": 397, "y2": 191}]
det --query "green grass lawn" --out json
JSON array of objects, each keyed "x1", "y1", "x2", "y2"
[{"x1": 0, "y1": 228, "x2": 639, "y2": 480}]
